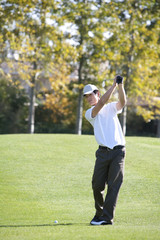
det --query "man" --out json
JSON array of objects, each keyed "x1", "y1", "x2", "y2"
[{"x1": 83, "y1": 75, "x2": 126, "y2": 225}]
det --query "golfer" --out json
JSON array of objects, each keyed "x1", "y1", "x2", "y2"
[{"x1": 83, "y1": 76, "x2": 126, "y2": 225}]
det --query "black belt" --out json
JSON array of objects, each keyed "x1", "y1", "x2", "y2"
[{"x1": 99, "y1": 145, "x2": 124, "y2": 151}]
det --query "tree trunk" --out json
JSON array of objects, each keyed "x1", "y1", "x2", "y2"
[
  {"x1": 120, "y1": 13, "x2": 134, "y2": 136},
  {"x1": 28, "y1": 84, "x2": 35, "y2": 134},
  {"x1": 75, "y1": 54, "x2": 84, "y2": 135},
  {"x1": 28, "y1": 62, "x2": 36, "y2": 134},
  {"x1": 122, "y1": 105, "x2": 127, "y2": 136},
  {"x1": 75, "y1": 88, "x2": 83, "y2": 135}
]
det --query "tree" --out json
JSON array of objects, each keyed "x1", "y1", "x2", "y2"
[
  {"x1": 1, "y1": 0, "x2": 159, "y2": 136},
  {"x1": 101, "y1": 0, "x2": 160, "y2": 135},
  {"x1": 0, "y1": 0, "x2": 71, "y2": 133},
  {"x1": 0, "y1": 75, "x2": 28, "y2": 133}
]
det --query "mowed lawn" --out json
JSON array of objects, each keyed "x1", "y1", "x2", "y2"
[{"x1": 0, "y1": 134, "x2": 160, "y2": 240}]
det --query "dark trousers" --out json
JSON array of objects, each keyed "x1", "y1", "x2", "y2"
[{"x1": 92, "y1": 146, "x2": 125, "y2": 223}]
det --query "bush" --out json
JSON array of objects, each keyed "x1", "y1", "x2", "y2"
[{"x1": 0, "y1": 78, "x2": 29, "y2": 133}]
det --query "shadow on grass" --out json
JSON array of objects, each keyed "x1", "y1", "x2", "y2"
[{"x1": 0, "y1": 223, "x2": 89, "y2": 228}]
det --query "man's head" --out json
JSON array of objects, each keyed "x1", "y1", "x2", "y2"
[{"x1": 83, "y1": 84, "x2": 100, "y2": 106}]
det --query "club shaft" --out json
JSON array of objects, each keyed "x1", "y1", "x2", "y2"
[{"x1": 103, "y1": 79, "x2": 114, "y2": 81}]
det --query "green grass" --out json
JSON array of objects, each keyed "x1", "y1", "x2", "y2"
[{"x1": 0, "y1": 134, "x2": 160, "y2": 240}]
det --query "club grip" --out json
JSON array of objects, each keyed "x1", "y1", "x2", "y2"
[{"x1": 116, "y1": 75, "x2": 123, "y2": 84}]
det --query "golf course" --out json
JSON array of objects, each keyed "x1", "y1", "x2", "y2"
[{"x1": 0, "y1": 134, "x2": 160, "y2": 240}]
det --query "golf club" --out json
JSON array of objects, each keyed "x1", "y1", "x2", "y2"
[{"x1": 102, "y1": 79, "x2": 114, "y2": 87}]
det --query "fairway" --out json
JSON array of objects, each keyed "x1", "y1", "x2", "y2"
[{"x1": 0, "y1": 134, "x2": 160, "y2": 240}]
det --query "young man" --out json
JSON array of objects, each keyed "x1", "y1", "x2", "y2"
[{"x1": 83, "y1": 76, "x2": 126, "y2": 225}]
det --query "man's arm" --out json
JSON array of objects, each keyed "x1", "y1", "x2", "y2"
[
  {"x1": 116, "y1": 83, "x2": 126, "y2": 111},
  {"x1": 92, "y1": 81, "x2": 116, "y2": 118}
]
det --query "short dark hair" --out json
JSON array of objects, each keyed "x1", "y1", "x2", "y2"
[{"x1": 93, "y1": 90, "x2": 98, "y2": 95}]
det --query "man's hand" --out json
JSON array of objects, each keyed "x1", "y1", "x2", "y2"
[{"x1": 116, "y1": 75, "x2": 123, "y2": 84}]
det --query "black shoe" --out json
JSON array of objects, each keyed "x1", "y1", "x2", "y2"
[
  {"x1": 90, "y1": 216, "x2": 107, "y2": 225},
  {"x1": 90, "y1": 216, "x2": 113, "y2": 226},
  {"x1": 90, "y1": 215, "x2": 100, "y2": 225}
]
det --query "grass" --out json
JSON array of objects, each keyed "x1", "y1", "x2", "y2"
[{"x1": 0, "y1": 134, "x2": 160, "y2": 240}]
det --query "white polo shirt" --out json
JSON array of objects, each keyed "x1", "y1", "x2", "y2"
[{"x1": 85, "y1": 102, "x2": 125, "y2": 149}]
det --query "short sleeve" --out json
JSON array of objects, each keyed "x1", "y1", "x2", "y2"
[
  {"x1": 110, "y1": 102, "x2": 122, "y2": 115},
  {"x1": 85, "y1": 107, "x2": 95, "y2": 126}
]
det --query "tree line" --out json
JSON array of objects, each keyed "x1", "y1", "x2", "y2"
[{"x1": 0, "y1": 0, "x2": 160, "y2": 136}]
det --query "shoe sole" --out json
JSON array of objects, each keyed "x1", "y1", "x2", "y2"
[{"x1": 90, "y1": 220, "x2": 108, "y2": 225}]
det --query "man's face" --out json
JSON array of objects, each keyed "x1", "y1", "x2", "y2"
[{"x1": 85, "y1": 92, "x2": 99, "y2": 106}]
